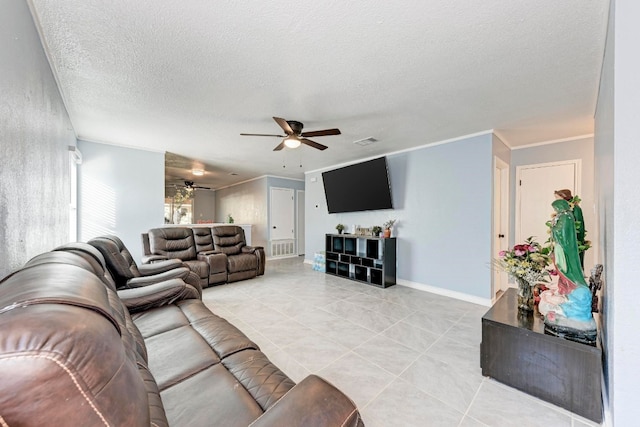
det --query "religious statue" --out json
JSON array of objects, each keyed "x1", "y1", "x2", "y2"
[
  {"x1": 554, "y1": 189, "x2": 589, "y2": 268},
  {"x1": 539, "y1": 199, "x2": 596, "y2": 345}
]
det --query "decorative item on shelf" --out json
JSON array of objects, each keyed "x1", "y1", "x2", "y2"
[
  {"x1": 355, "y1": 227, "x2": 373, "y2": 236},
  {"x1": 493, "y1": 237, "x2": 551, "y2": 312},
  {"x1": 227, "y1": 214, "x2": 234, "y2": 224},
  {"x1": 372, "y1": 226, "x2": 382, "y2": 237},
  {"x1": 382, "y1": 219, "x2": 396, "y2": 238},
  {"x1": 335, "y1": 223, "x2": 345, "y2": 234}
]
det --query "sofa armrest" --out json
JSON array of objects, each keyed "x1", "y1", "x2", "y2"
[
  {"x1": 197, "y1": 252, "x2": 227, "y2": 274},
  {"x1": 241, "y1": 246, "x2": 256, "y2": 254},
  {"x1": 249, "y1": 375, "x2": 363, "y2": 427},
  {"x1": 248, "y1": 246, "x2": 266, "y2": 276},
  {"x1": 141, "y1": 254, "x2": 170, "y2": 264},
  {"x1": 138, "y1": 259, "x2": 183, "y2": 275},
  {"x1": 118, "y1": 279, "x2": 200, "y2": 313},
  {"x1": 126, "y1": 266, "x2": 192, "y2": 288},
  {"x1": 199, "y1": 250, "x2": 221, "y2": 255}
]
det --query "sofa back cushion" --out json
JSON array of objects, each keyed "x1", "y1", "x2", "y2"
[
  {"x1": 0, "y1": 252, "x2": 155, "y2": 426},
  {"x1": 192, "y1": 227, "x2": 215, "y2": 252},
  {"x1": 89, "y1": 235, "x2": 141, "y2": 288},
  {"x1": 212, "y1": 226, "x2": 245, "y2": 255},
  {"x1": 148, "y1": 228, "x2": 197, "y2": 261}
]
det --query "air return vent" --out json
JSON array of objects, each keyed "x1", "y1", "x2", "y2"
[{"x1": 353, "y1": 137, "x2": 378, "y2": 146}]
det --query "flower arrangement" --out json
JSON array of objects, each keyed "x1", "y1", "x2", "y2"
[
  {"x1": 493, "y1": 237, "x2": 552, "y2": 286},
  {"x1": 335, "y1": 223, "x2": 345, "y2": 233},
  {"x1": 372, "y1": 225, "x2": 382, "y2": 236}
]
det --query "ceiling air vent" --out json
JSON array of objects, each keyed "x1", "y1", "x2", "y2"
[{"x1": 353, "y1": 137, "x2": 378, "y2": 146}]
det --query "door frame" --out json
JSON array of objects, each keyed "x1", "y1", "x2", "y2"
[
  {"x1": 492, "y1": 156, "x2": 510, "y2": 299},
  {"x1": 296, "y1": 190, "x2": 305, "y2": 256},
  {"x1": 514, "y1": 159, "x2": 581, "y2": 245}
]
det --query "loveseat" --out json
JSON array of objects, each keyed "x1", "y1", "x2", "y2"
[
  {"x1": 0, "y1": 241, "x2": 363, "y2": 426},
  {"x1": 141, "y1": 226, "x2": 265, "y2": 286}
]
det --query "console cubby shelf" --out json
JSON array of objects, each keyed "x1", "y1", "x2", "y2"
[{"x1": 324, "y1": 234, "x2": 396, "y2": 288}]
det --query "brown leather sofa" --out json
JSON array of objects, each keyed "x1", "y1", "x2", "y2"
[
  {"x1": 141, "y1": 226, "x2": 265, "y2": 286},
  {"x1": 0, "y1": 241, "x2": 363, "y2": 427}
]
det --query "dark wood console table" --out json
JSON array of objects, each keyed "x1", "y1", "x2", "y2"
[{"x1": 480, "y1": 288, "x2": 602, "y2": 423}]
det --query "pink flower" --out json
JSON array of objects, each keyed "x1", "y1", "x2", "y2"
[
  {"x1": 527, "y1": 245, "x2": 538, "y2": 253},
  {"x1": 498, "y1": 250, "x2": 507, "y2": 257},
  {"x1": 549, "y1": 269, "x2": 558, "y2": 276},
  {"x1": 514, "y1": 249, "x2": 526, "y2": 256}
]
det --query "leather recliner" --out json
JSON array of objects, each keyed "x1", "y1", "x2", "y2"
[
  {"x1": 143, "y1": 227, "x2": 227, "y2": 287},
  {"x1": 212, "y1": 225, "x2": 266, "y2": 282},
  {"x1": 89, "y1": 235, "x2": 202, "y2": 296}
]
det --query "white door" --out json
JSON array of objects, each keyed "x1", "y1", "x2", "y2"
[
  {"x1": 296, "y1": 190, "x2": 305, "y2": 256},
  {"x1": 493, "y1": 157, "x2": 509, "y2": 297},
  {"x1": 516, "y1": 160, "x2": 580, "y2": 245},
  {"x1": 270, "y1": 187, "x2": 295, "y2": 241}
]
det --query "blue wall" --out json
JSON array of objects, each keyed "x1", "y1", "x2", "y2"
[{"x1": 306, "y1": 133, "x2": 494, "y2": 301}]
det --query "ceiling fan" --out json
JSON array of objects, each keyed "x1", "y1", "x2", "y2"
[
  {"x1": 182, "y1": 180, "x2": 211, "y2": 190},
  {"x1": 241, "y1": 117, "x2": 341, "y2": 151}
]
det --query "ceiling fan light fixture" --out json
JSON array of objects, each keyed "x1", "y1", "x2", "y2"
[
  {"x1": 284, "y1": 135, "x2": 301, "y2": 149},
  {"x1": 191, "y1": 169, "x2": 204, "y2": 176}
]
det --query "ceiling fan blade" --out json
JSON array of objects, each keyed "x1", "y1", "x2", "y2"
[
  {"x1": 273, "y1": 117, "x2": 294, "y2": 135},
  {"x1": 273, "y1": 141, "x2": 286, "y2": 151},
  {"x1": 195, "y1": 186, "x2": 211, "y2": 190},
  {"x1": 300, "y1": 128, "x2": 341, "y2": 138},
  {"x1": 240, "y1": 133, "x2": 285, "y2": 137},
  {"x1": 301, "y1": 138, "x2": 328, "y2": 151}
]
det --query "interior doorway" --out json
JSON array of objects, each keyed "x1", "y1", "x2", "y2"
[
  {"x1": 515, "y1": 159, "x2": 580, "y2": 245},
  {"x1": 269, "y1": 187, "x2": 295, "y2": 258},
  {"x1": 493, "y1": 157, "x2": 509, "y2": 299}
]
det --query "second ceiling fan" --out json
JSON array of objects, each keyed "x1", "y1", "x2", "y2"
[{"x1": 241, "y1": 117, "x2": 341, "y2": 151}]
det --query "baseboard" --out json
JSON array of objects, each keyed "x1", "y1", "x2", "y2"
[
  {"x1": 266, "y1": 255, "x2": 300, "y2": 261},
  {"x1": 397, "y1": 279, "x2": 492, "y2": 307}
]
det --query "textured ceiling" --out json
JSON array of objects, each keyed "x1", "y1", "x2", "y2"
[{"x1": 28, "y1": 0, "x2": 609, "y2": 189}]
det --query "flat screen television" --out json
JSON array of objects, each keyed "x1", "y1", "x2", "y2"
[{"x1": 322, "y1": 157, "x2": 393, "y2": 214}]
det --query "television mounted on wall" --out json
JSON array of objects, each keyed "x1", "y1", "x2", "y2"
[{"x1": 322, "y1": 157, "x2": 393, "y2": 214}]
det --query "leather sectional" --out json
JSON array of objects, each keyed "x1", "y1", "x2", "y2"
[
  {"x1": 141, "y1": 226, "x2": 265, "y2": 287},
  {"x1": 0, "y1": 240, "x2": 363, "y2": 426}
]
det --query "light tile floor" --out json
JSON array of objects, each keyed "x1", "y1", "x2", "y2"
[{"x1": 201, "y1": 258, "x2": 601, "y2": 427}]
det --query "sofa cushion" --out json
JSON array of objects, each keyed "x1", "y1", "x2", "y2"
[
  {"x1": 161, "y1": 364, "x2": 264, "y2": 427},
  {"x1": 193, "y1": 227, "x2": 215, "y2": 252},
  {"x1": 184, "y1": 259, "x2": 209, "y2": 279},
  {"x1": 228, "y1": 252, "x2": 259, "y2": 273},
  {"x1": 212, "y1": 226, "x2": 245, "y2": 255},
  {"x1": 148, "y1": 227, "x2": 198, "y2": 260}
]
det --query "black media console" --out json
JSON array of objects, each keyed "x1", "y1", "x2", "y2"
[{"x1": 324, "y1": 234, "x2": 396, "y2": 288}]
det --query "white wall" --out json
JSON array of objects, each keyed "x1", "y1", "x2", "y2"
[
  {"x1": 0, "y1": 1, "x2": 76, "y2": 278},
  {"x1": 215, "y1": 177, "x2": 268, "y2": 249},
  {"x1": 595, "y1": 0, "x2": 640, "y2": 424},
  {"x1": 77, "y1": 141, "x2": 164, "y2": 263},
  {"x1": 306, "y1": 134, "x2": 494, "y2": 302}
]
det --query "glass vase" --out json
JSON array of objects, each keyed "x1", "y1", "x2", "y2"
[{"x1": 516, "y1": 278, "x2": 534, "y2": 312}]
